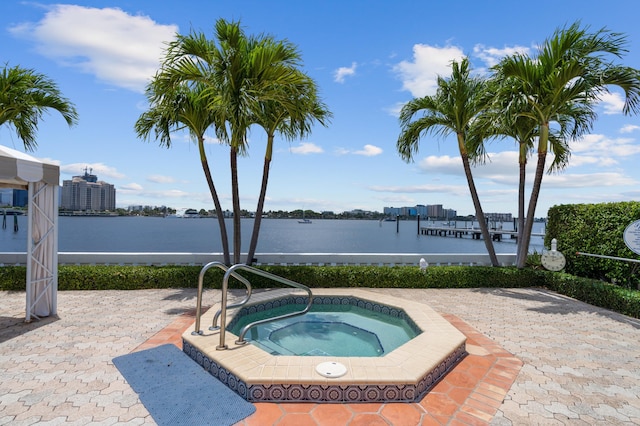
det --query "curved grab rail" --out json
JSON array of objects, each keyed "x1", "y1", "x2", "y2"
[
  {"x1": 217, "y1": 263, "x2": 313, "y2": 350},
  {"x1": 210, "y1": 277, "x2": 254, "y2": 330},
  {"x1": 235, "y1": 296, "x2": 312, "y2": 345},
  {"x1": 192, "y1": 261, "x2": 252, "y2": 335}
]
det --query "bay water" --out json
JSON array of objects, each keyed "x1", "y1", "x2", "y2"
[{"x1": 1, "y1": 215, "x2": 546, "y2": 254}]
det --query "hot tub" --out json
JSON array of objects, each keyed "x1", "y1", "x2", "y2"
[
  {"x1": 227, "y1": 298, "x2": 421, "y2": 357},
  {"x1": 183, "y1": 288, "x2": 466, "y2": 403}
]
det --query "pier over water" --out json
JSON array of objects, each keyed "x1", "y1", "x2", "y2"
[{"x1": 419, "y1": 222, "x2": 545, "y2": 242}]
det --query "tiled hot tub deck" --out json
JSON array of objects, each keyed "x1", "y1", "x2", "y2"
[{"x1": 182, "y1": 288, "x2": 467, "y2": 403}]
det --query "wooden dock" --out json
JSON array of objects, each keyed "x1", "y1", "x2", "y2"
[{"x1": 419, "y1": 225, "x2": 544, "y2": 242}]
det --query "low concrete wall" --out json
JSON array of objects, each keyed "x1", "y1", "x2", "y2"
[{"x1": 0, "y1": 252, "x2": 517, "y2": 267}]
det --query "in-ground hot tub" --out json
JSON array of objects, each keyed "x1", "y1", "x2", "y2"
[
  {"x1": 227, "y1": 298, "x2": 421, "y2": 357},
  {"x1": 182, "y1": 288, "x2": 466, "y2": 403}
]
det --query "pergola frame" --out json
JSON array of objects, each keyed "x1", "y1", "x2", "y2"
[{"x1": 0, "y1": 145, "x2": 59, "y2": 322}]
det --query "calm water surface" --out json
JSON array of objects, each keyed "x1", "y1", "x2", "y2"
[{"x1": 1, "y1": 216, "x2": 545, "y2": 253}]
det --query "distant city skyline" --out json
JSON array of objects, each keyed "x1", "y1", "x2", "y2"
[
  {"x1": 60, "y1": 169, "x2": 115, "y2": 211},
  {"x1": 2, "y1": 1, "x2": 639, "y2": 217}
]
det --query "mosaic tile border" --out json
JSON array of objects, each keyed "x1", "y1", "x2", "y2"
[{"x1": 183, "y1": 340, "x2": 467, "y2": 403}]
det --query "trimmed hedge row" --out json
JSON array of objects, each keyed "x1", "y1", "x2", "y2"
[
  {"x1": 2, "y1": 264, "x2": 639, "y2": 318},
  {"x1": 542, "y1": 273, "x2": 640, "y2": 319},
  {"x1": 252, "y1": 265, "x2": 543, "y2": 289},
  {"x1": 0, "y1": 264, "x2": 542, "y2": 291},
  {"x1": 546, "y1": 201, "x2": 640, "y2": 288}
]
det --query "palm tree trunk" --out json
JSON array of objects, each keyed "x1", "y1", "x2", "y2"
[
  {"x1": 516, "y1": 144, "x2": 527, "y2": 266},
  {"x1": 458, "y1": 135, "x2": 499, "y2": 266},
  {"x1": 247, "y1": 134, "x2": 276, "y2": 264},
  {"x1": 246, "y1": 157, "x2": 270, "y2": 264},
  {"x1": 230, "y1": 147, "x2": 241, "y2": 264},
  {"x1": 517, "y1": 150, "x2": 546, "y2": 268},
  {"x1": 517, "y1": 126, "x2": 549, "y2": 268},
  {"x1": 199, "y1": 139, "x2": 230, "y2": 265}
]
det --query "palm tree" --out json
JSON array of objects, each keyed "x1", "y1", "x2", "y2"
[
  {"x1": 246, "y1": 76, "x2": 331, "y2": 264},
  {"x1": 134, "y1": 81, "x2": 231, "y2": 265},
  {"x1": 156, "y1": 19, "x2": 326, "y2": 264},
  {"x1": 0, "y1": 64, "x2": 78, "y2": 151},
  {"x1": 494, "y1": 22, "x2": 640, "y2": 268},
  {"x1": 397, "y1": 57, "x2": 499, "y2": 266},
  {"x1": 476, "y1": 80, "x2": 574, "y2": 266}
]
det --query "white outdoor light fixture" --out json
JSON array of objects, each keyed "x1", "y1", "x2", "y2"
[{"x1": 419, "y1": 258, "x2": 428, "y2": 272}]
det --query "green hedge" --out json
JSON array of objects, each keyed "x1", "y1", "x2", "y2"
[
  {"x1": 2, "y1": 264, "x2": 639, "y2": 318},
  {"x1": 543, "y1": 273, "x2": 640, "y2": 318},
  {"x1": 0, "y1": 265, "x2": 220, "y2": 291},
  {"x1": 546, "y1": 201, "x2": 640, "y2": 288},
  {"x1": 0, "y1": 264, "x2": 541, "y2": 291},
  {"x1": 239, "y1": 265, "x2": 543, "y2": 289}
]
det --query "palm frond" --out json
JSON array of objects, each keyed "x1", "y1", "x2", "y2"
[{"x1": 0, "y1": 64, "x2": 78, "y2": 151}]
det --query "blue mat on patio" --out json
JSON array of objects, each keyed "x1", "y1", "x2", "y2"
[{"x1": 113, "y1": 344, "x2": 255, "y2": 426}]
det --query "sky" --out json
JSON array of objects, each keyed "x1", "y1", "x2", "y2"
[{"x1": 1, "y1": 1, "x2": 640, "y2": 217}]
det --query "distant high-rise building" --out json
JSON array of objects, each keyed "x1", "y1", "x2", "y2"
[
  {"x1": 0, "y1": 189, "x2": 28, "y2": 207},
  {"x1": 415, "y1": 205, "x2": 428, "y2": 217},
  {"x1": 60, "y1": 168, "x2": 116, "y2": 211},
  {"x1": 443, "y1": 208, "x2": 457, "y2": 220},
  {"x1": 384, "y1": 204, "x2": 457, "y2": 219},
  {"x1": 427, "y1": 204, "x2": 443, "y2": 218},
  {"x1": 12, "y1": 189, "x2": 28, "y2": 207},
  {"x1": 383, "y1": 206, "x2": 402, "y2": 217},
  {"x1": 0, "y1": 189, "x2": 12, "y2": 206}
]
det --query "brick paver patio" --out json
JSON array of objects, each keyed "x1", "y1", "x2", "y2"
[{"x1": 2, "y1": 287, "x2": 640, "y2": 425}]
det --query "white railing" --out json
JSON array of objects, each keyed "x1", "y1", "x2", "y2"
[{"x1": 0, "y1": 252, "x2": 517, "y2": 267}]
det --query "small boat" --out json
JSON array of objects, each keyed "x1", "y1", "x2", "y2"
[
  {"x1": 298, "y1": 210, "x2": 312, "y2": 224},
  {"x1": 183, "y1": 209, "x2": 200, "y2": 218}
]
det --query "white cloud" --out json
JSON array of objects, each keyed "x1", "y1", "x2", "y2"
[
  {"x1": 156, "y1": 189, "x2": 193, "y2": 198},
  {"x1": 290, "y1": 142, "x2": 323, "y2": 154},
  {"x1": 543, "y1": 172, "x2": 637, "y2": 188},
  {"x1": 61, "y1": 162, "x2": 125, "y2": 179},
  {"x1": 393, "y1": 44, "x2": 465, "y2": 97},
  {"x1": 570, "y1": 133, "x2": 640, "y2": 158},
  {"x1": 467, "y1": 151, "x2": 520, "y2": 182},
  {"x1": 335, "y1": 144, "x2": 383, "y2": 156},
  {"x1": 375, "y1": 194, "x2": 419, "y2": 205},
  {"x1": 204, "y1": 135, "x2": 223, "y2": 145},
  {"x1": 598, "y1": 92, "x2": 626, "y2": 115},
  {"x1": 473, "y1": 44, "x2": 531, "y2": 68},
  {"x1": 415, "y1": 151, "x2": 524, "y2": 184},
  {"x1": 369, "y1": 183, "x2": 470, "y2": 197},
  {"x1": 117, "y1": 185, "x2": 196, "y2": 201},
  {"x1": 620, "y1": 124, "x2": 640, "y2": 134},
  {"x1": 9, "y1": 5, "x2": 178, "y2": 92},
  {"x1": 417, "y1": 155, "x2": 462, "y2": 175},
  {"x1": 353, "y1": 145, "x2": 383, "y2": 156},
  {"x1": 147, "y1": 175, "x2": 176, "y2": 184},
  {"x1": 119, "y1": 182, "x2": 144, "y2": 192},
  {"x1": 169, "y1": 131, "x2": 222, "y2": 145},
  {"x1": 334, "y1": 62, "x2": 357, "y2": 83},
  {"x1": 567, "y1": 155, "x2": 618, "y2": 168},
  {"x1": 38, "y1": 157, "x2": 61, "y2": 166},
  {"x1": 385, "y1": 102, "x2": 405, "y2": 118}
]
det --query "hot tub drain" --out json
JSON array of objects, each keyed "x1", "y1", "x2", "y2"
[{"x1": 315, "y1": 361, "x2": 347, "y2": 378}]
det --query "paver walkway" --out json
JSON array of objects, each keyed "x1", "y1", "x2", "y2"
[{"x1": 2, "y1": 288, "x2": 640, "y2": 425}]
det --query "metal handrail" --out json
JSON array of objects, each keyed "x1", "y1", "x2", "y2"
[
  {"x1": 576, "y1": 252, "x2": 640, "y2": 264},
  {"x1": 192, "y1": 261, "x2": 252, "y2": 335},
  {"x1": 217, "y1": 263, "x2": 313, "y2": 350}
]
